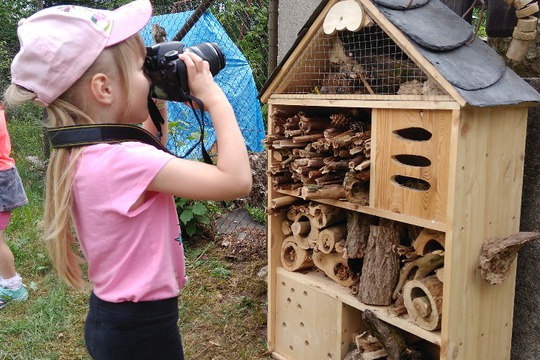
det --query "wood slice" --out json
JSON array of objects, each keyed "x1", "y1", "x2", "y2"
[
  {"x1": 312, "y1": 250, "x2": 357, "y2": 287},
  {"x1": 517, "y1": 16, "x2": 538, "y2": 31},
  {"x1": 515, "y1": 2, "x2": 539, "y2": 18},
  {"x1": 280, "y1": 237, "x2": 314, "y2": 272},
  {"x1": 403, "y1": 275, "x2": 443, "y2": 331}
]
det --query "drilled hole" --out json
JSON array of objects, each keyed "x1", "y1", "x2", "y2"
[
  {"x1": 393, "y1": 154, "x2": 431, "y2": 167},
  {"x1": 392, "y1": 175, "x2": 431, "y2": 191},
  {"x1": 394, "y1": 127, "x2": 432, "y2": 141}
]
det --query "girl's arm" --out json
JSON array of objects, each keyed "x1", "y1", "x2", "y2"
[{"x1": 147, "y1": 52, "x2": 252, "y2": 200}]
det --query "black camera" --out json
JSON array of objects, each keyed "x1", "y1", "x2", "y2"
[{"x1": 144, "y1": 41, "x2": 226, "y2": 102}]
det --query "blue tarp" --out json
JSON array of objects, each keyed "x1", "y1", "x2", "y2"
[{"x1": 140, "y1": 12, "x2": 265, "y2": 158}]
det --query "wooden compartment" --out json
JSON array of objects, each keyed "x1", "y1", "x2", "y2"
[
  {"x1": 274, "y1": 270, "x2": 364, "y2": 360},
  {"x1": 371, "y1": 109, "x2": 452, "y2": 223}
]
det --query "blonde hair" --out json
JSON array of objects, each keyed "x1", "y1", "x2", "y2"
[{"x1": 4, "y1": 34, "x2": 146, "y2": 288}]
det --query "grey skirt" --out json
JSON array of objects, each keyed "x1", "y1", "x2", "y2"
[{"x1": 0, "y1": 166, "x2": 28, "y2": 212}]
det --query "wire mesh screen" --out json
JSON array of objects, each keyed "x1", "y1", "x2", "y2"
[
  {"x1": 283, "y1": 23, "x2": 448, "y2": 98},
  {"x1": 140, "y1": 0, "x2": 268, "y2": 159}
]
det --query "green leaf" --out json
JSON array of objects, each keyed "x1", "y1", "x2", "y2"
[
  {"x1": 180, "y1": 209, "x2": 194, "y2": 224},
  {"x1": 186, "y1": 222, "x2": 197, "y2": 237},
  {"x1": 192, "y1": 202, "x2": 208, "y2": 216}
]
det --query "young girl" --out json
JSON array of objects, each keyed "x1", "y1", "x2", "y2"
[
  {"x1": 4, "y1": 0, "x2": 251, "y2": 358},
  {"x1": 0, "y1": 102, "x2": 29, "y2": 309}
]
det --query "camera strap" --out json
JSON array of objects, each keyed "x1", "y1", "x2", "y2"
[
  {"x1": 47, "y1": 123, "x2": 173, "y2": 154},
  {"x1": 48, "y1": 95, "x2": 213, "y2": 165}
]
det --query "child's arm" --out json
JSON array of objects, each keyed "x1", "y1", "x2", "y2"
[{"x1": 147, "y1": 52, "x2": 252, "y2": 200}]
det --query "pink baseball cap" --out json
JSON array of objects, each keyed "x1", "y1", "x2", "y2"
[{"x1": 11, "y1": 0, "x2": 152, "y2": 107}]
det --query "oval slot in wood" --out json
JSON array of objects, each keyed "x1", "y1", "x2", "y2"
[
  {"x1": 394, "y1": 127, "x2": 432, "y2": 141},
  {"x1": 393, "y1": 154, "x2": 432, "y2": 167},
  {"x1": 392, "y1": 175, "x2": 431, "y2": 191}
]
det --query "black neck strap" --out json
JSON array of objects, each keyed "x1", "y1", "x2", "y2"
[
  {"x1": 47, "y1": 94, "x2": 213, "y2": 164},
  {"x1": 47, "y1": 123, "x2": 173, "y2": 154}
]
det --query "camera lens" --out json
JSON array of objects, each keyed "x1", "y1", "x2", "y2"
[{"x1": 185, "y1": 42, "x2": 226, "y2": 76}]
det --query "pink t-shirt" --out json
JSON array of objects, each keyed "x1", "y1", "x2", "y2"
[
  {"x1": 0, "y1": 108, "x2": 15, "y2": 171},
  {"x1": 71, "y1": 142, "x2": 188, "y2": 302}
]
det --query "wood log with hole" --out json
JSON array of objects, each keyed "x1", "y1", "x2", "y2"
[
  {"x1": 312, "y1": 250, "x2": 357, "y2": 287},
  {"x1": 403, "y1": 275, "x2": 444, "y2": 331},
  {"x1": 280, "y1": 236, "x2": 314, "y2": 272}
]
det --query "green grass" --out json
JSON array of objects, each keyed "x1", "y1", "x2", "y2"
[{"x1": 1, "y1": 110, "x2": 270, "y2": 359}]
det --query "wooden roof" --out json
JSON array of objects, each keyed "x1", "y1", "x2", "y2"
[{"x1": 260, "y1": 0, "x2": 540, "y2": 107}]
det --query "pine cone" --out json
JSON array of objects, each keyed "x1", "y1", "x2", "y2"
[{"x1": 330, "y1": 113, "x2": 352, "y2": 128}]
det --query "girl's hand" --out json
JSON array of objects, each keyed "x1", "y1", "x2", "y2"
[{"x1": 177, "y1": 52, "x2": 227, "y2": 109}]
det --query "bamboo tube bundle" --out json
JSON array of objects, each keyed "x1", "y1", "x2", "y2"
[
  {"x1": 265, "y1": 109, "x2": 371, "y2": 200},
  {"x1": 280, "y1": 236, "x2": 314, "y2": 272}
]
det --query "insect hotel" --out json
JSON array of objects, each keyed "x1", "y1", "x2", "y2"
[{"x1": 259, "y1": 0, "x2": 540, "y2": 359}]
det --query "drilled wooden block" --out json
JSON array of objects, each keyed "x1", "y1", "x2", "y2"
[{"x1": 371, "y1": 109, "x2": 452, "y2": 223}]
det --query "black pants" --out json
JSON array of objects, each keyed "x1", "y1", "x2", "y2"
[{"x1": 85, "y1": 292, "x2": 184, "y2": 360}]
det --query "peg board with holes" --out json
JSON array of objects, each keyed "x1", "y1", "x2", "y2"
[{"x1": 260, "y1": 0, "x2": 540, "y2": 359}]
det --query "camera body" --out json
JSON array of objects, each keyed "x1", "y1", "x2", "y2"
[{"x1": 144, "y1": 41, "x2": 226, "y2": 102}]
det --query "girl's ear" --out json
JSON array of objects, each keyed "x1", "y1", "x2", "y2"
[{"x1": 89, "y1": 73, "x2": 114, "y2": 106}]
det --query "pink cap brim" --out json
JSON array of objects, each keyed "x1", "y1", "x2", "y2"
[{"x1": 106, "y1": 0, "x2": 152, "y2": 47}]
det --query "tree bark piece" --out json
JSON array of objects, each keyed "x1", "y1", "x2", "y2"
[
  {"x1": 479, "y1": 231, "x2": 540, "y2": 285},
  {"x1": 362, "y1": 310, "x2": 424, "y2": 360},
  {"x1": 403, "y1": 275, "x2": 444, "y2": 331},
  {"x1": 357, "y1": 219, "x2": 403, "y2": 305},
  {"x1": 312, "y1": 250, "x2": 357, "y2": 287},
  {"x1": 345, "y1": 211, "x2": 371, "y2": 259},
  {"x1": 280, "y1": 237, "x2": 314, "y2": 272}
]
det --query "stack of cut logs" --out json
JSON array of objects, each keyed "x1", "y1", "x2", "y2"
[
  {"x1": 279, "y1": 201, "x2": 357, "y2": 287},
  {"x1": 265, "y1": 109, "x2": 371, "y2": 204},
  {"x1": 274, "y1": 198, "x2": 446, "y2": 333}
]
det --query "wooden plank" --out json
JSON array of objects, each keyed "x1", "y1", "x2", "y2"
[
  {"x1": 267, "y1": 104, "x2": 288, "y2": 354},
  {"x1": 442, "y1": 107, "x2": 527, "y2": 359},
  {"x1": 268, "y1": 94, "x2": 460, "y2": 110},
  {"x1": 278, "y1": 189, "x2": 447, "y2": 232},
  {"x1": 486, "y1": 0, "x2": 517, "y2": 38}
]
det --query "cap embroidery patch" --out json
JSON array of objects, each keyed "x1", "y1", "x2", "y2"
[{"x1": 56, "y1": 5, "x2": 113, "y2": 35}]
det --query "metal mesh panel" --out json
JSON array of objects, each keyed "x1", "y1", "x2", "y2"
[{"x1": 283, "y1": 23, "x2": 444, "y2": 97}]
